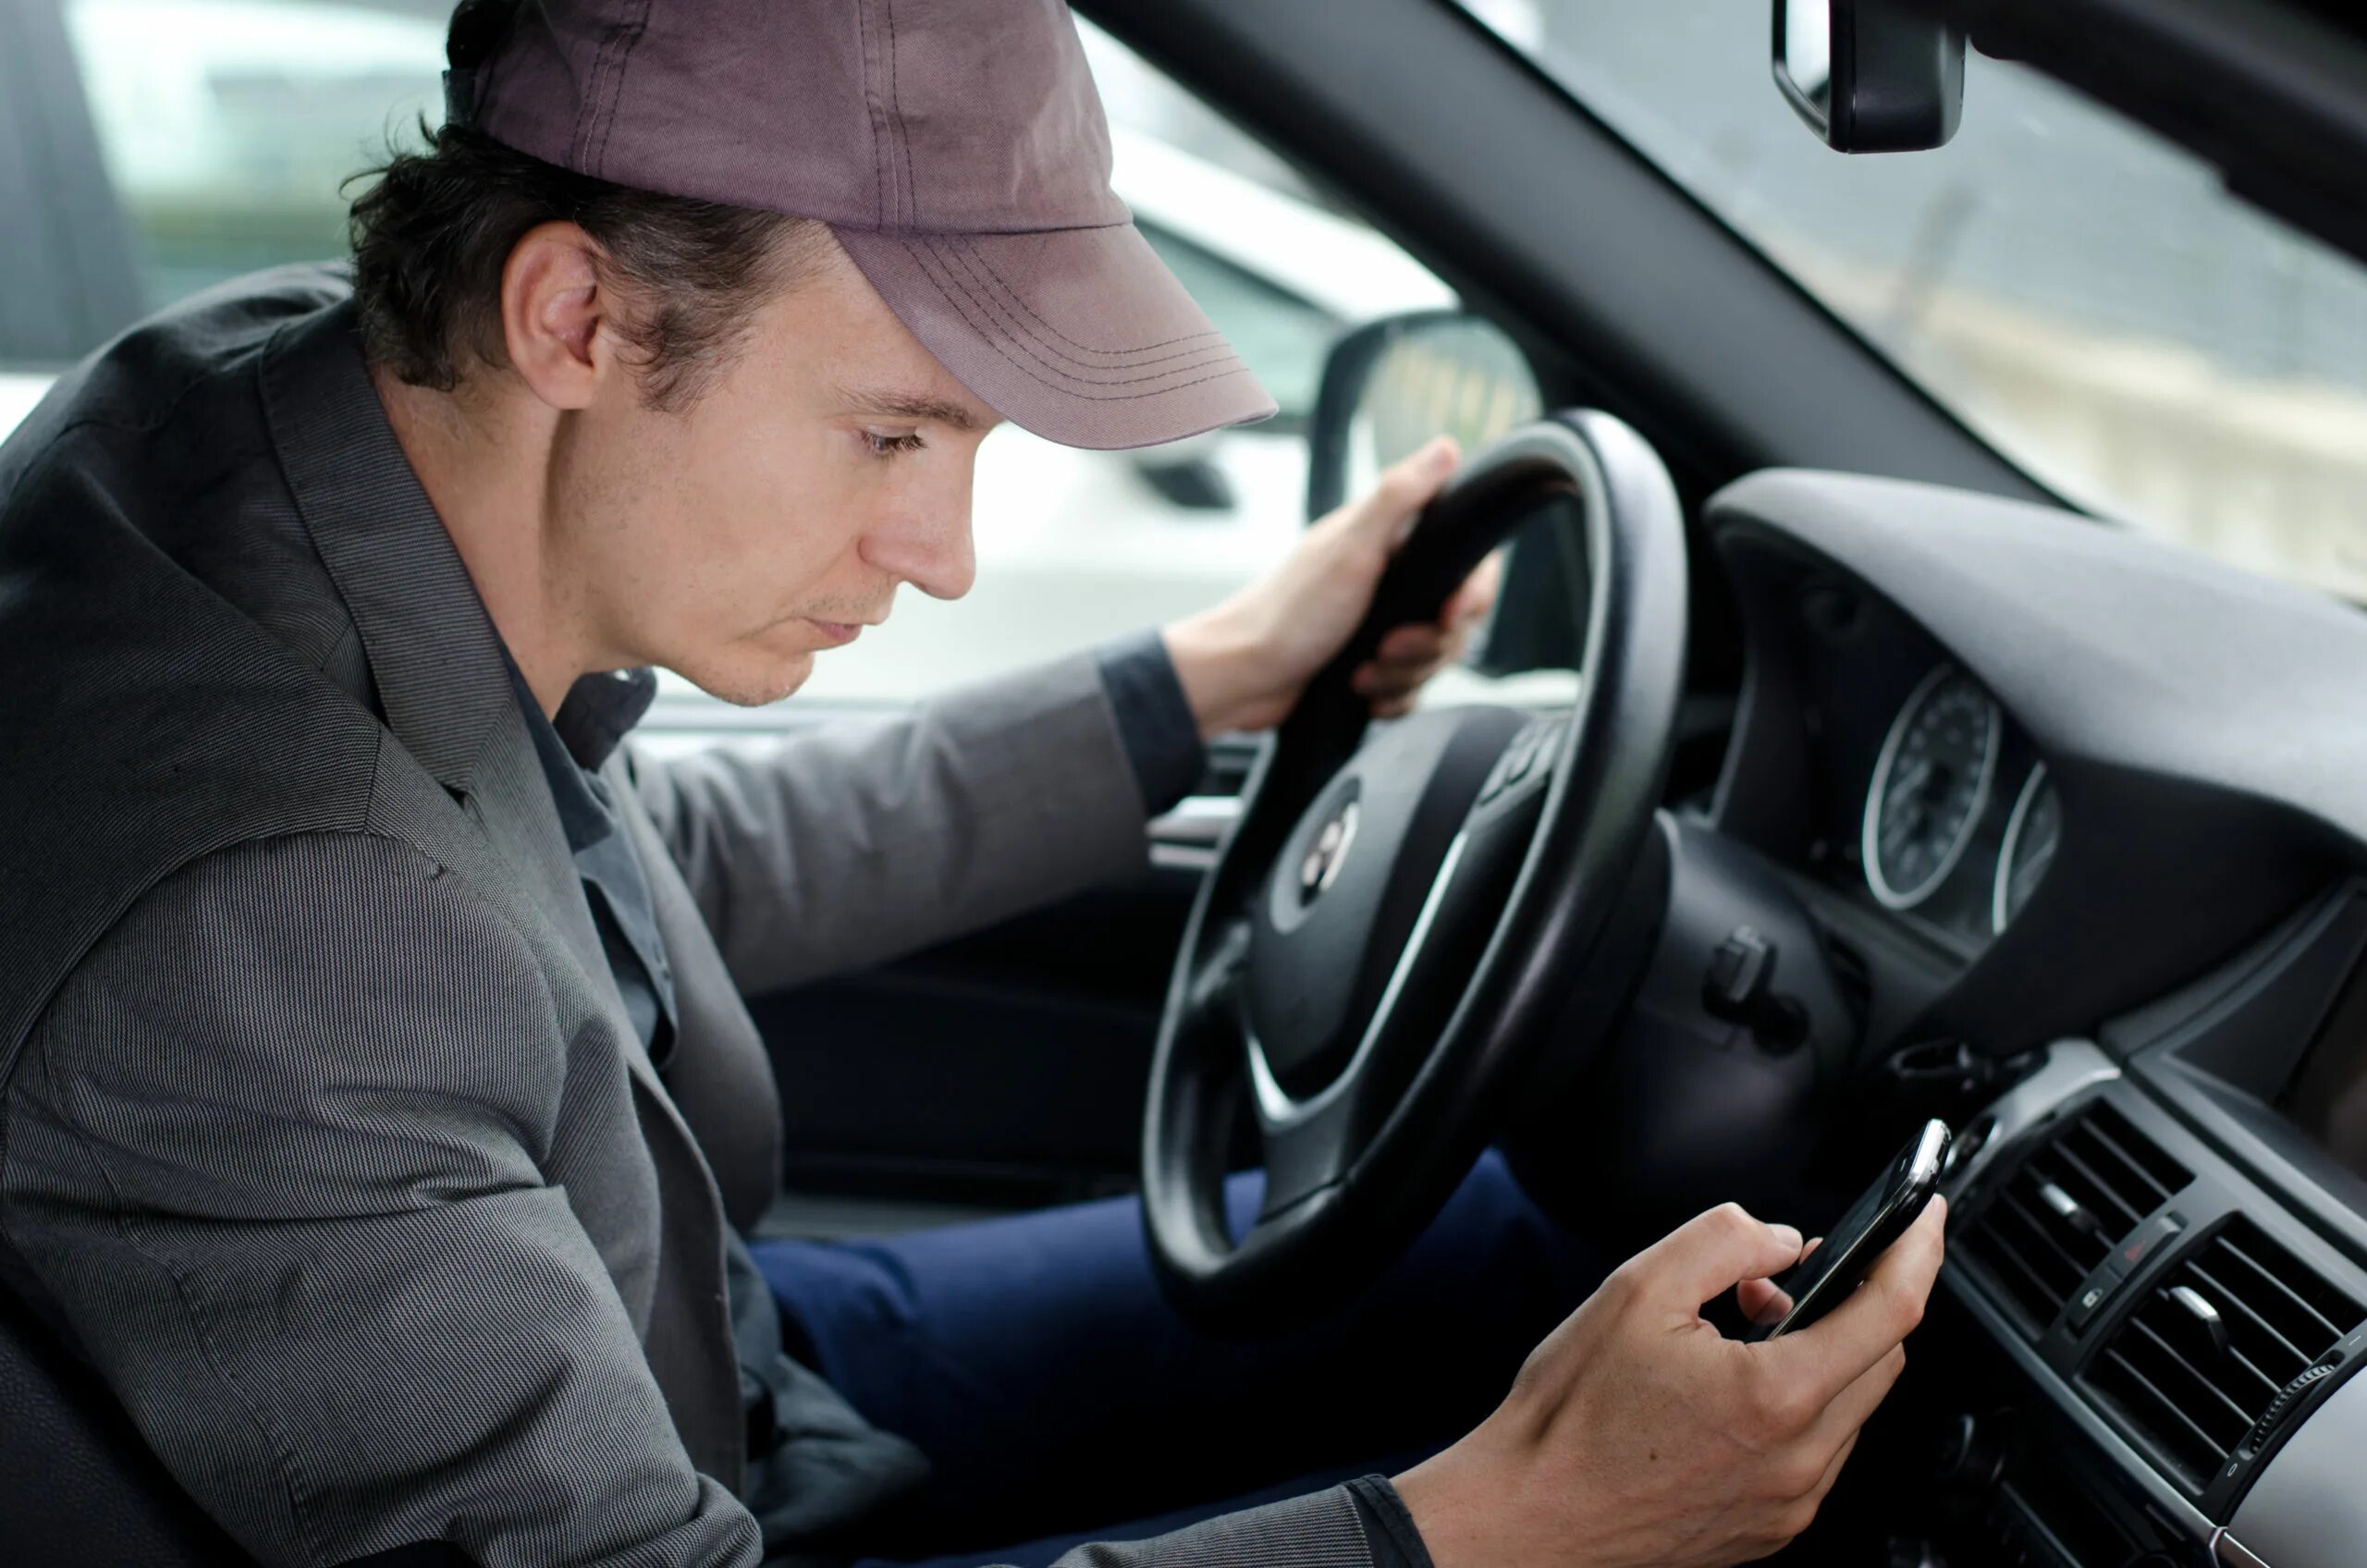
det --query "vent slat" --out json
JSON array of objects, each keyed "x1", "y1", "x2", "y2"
[
  {"x1": 2077, "y1": 1117, "x2": 2182, "y2": 1209},
  {"x1": 1996, "y1": 1192, "x2": 2099, "y2": 1280},
  {"x1": 2185, "y1": 1262, "x2": 2310, "y2": 1373},
  {"x1": 2125, "y1": 1318, "x2": 2256, "y2": 1437},
  {"x1": 1970, "y1": 1228, "x2": 2071, "y2": 1319},
  {"x1": 2219, "y1": 1239, "x2": 2349, "y2": 1347},
  {"x1": 2085, "y1": 1102, "x2": 2196, "y2": 1200},
  {"x1": 2049, "y1": 1142, "x2": 2149, "y2": 1234},
  {"x1": 2218, "y1": 1342, "x2": 2289, "y2": 1404},
  {"x1": 2098, "y1": 1347, "x2": 2230, "y2": 1467}
]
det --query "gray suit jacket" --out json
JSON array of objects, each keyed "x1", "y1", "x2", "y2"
[{"x1": 0, "y1": 274, "x2": 1380, "y2": 1566}]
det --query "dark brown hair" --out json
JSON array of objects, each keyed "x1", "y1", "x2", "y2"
[{"x1": 349, "y1": 123, "x2": 828, "y2": 410}]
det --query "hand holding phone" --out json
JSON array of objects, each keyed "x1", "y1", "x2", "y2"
[{"x1": 1748, "y1": 1119, "x2": 1952, "y2": 1341}]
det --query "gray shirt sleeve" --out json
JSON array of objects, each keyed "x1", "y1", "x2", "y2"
[
  {"x1": 0, "y1": 834, "x2": 762, "y2": 1568},
  {"x1": 629, "y1": 653, "x2": 1159, "y2": 996}
]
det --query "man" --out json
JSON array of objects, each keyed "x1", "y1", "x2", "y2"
[{"x1": 0, "y1": 1, "x2": 1943, "y2": 1565}]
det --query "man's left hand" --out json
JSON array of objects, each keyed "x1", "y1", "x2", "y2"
[{"x1": 1161, "y1": 436, "x2": 1498, "y2": 738}]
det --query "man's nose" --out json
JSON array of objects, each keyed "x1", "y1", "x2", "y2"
[{"x1": 861, "y1": 501, "x2": 976, "y2": 601}]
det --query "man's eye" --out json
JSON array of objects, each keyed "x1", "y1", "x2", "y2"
[{"x1": 863, "y1": 429, "x2": 926, "y2": 459}]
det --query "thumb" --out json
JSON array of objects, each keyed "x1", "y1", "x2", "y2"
[
  {"x1": 1352, "y1": 436, "x2": 1460, "y2": 545},
  {"x1": 1636, "y1": 1203, "x2": 1806, "y2": 1311}
]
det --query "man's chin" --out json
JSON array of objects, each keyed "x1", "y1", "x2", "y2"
[{"x1": 674, "y1": 649, "x2": 816, "y2": 709}]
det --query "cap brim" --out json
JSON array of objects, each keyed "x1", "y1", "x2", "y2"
[{"x1": 832, "y1": 222, "x2": 1279, "y2": 451}]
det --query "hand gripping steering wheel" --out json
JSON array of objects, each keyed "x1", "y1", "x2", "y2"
[{"x1": 1141, "y1": 410, "x2": 1690, "y2": 1335}]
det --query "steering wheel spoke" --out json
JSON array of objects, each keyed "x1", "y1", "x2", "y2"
[
  {"x1": 1184, "y1": 913, "x2": 1254, "y2": 1021},
  {"x1": 1248, "y1": 1062, "x2": 1360, "y2": 1218}
]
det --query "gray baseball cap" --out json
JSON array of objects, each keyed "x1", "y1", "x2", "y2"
[{"x1": 445, "y1": 0, "x2": 1280, "y2": 449}]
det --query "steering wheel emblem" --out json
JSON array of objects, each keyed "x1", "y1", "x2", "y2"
[{"x1": 1298, "y1": 799, "x2": 1361, "y2": 901}]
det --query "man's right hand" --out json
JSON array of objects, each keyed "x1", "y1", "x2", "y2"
[{"x1": 1392, "y1": 1197, "x2": 1946, "y2": 1568}]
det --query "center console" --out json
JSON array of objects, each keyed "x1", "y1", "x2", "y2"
[{"x1": 1929, "y1": 883, "x2": 2367, "y2": 1568}]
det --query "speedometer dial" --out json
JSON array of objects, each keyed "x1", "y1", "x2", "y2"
[
  {"x1": 1862, "y1": 666, "x2": 2002, "y2": 911},
  {"x1": 1993, "y1": 765, "x2": 2062, "y2": 933}
]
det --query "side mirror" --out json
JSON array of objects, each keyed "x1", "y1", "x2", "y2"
[
  {"x1": 1772, "y1": 0, "x2": 1965, "y2": 153},
  {"x1": 1306, "y1": 312, "x2": 1581, "y2": 677},
  {"x1": 1305, "y1": 311, "x2": 1540, "y2": 521}
]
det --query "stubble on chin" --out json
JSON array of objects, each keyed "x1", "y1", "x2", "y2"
[{"x1": 678, "y1": 648, "x2": 816, "y2": 709}]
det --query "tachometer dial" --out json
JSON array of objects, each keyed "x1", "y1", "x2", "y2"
[
  {"x1": 1993, "y1": 765, "x2": 2062, "y2": 934},
  {"x1": 1862, "y1": 666, "x2": 2002, "y2": 911}
]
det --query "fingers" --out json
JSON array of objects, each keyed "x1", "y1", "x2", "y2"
[
  {"x1": 1350, "y1": 436, "x2": 1461, "y2": 545},
  {"x1": 1352, "y1": 547, "x2": 1503, "y2": 715},
  {"x1": 1808, "y1": 1427, "x2": 1860, "y2": 1511},
  {"x1": 1439, "y1": 549, "x2": 1505, "y2": 628},
  {"x1": 1349, "y1": 628, "x2": 1457, "y2": 717},
  {"x1": 1630, "y1": 1203, "x2": 1807, "y2": 1312},
  {"x1": 1353, "y1": 631, "x2": 1459, "y2": 710},
  {"x1": 1807, "y1": 1341, "x2": 1908, "y2": 1453},
  {"x1": 1736, "y1": 1276, "x2": 1792, "y2": 1326},
  {"x1": 1736, "y1": 1235, "x2": 1822, "y2": 1324},
  {"x1": 1763, "y1": 1197, "x2": 1946, "y2": 1400}
]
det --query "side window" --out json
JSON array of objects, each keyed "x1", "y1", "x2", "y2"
[
  {"x1": 2, "y1": 0, "x2": 444, "y2": 459},
  {"x1": 60, "y1": 0, "x2": 448, "y2": 310}
]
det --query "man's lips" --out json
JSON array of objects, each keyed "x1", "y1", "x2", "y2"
[{"x1": 804, "y1": 618, "x2": 869, "y2": 646}]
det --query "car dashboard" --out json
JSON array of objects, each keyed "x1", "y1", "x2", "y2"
[{"x1": 1683, "y1": 471, "x2": 2367, "y2": 1568}]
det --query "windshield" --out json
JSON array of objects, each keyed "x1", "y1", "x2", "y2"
[{"x1": 1462, "y1": 0, "x2": 2367, "y2": 601}]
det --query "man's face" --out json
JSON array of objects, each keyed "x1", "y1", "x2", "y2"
[{"x1": 556, "y1": 238, "x2": 999, "y2": 706}]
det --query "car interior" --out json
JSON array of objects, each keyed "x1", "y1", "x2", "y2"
[{"x1": 9, "y1": 1, "x2": 2367, "y2": 1565}]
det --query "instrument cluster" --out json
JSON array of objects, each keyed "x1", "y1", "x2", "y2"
[{"x1": 1846, "y1": 663, "x2": 2059, "y2": 953}]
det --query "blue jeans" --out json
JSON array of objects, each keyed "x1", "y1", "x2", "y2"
[{"x1": 749, "y1": 1151, "x2": 1600, "y2": 1567}]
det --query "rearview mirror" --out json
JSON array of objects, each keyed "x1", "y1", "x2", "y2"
[{"x1": 1772, "y1": 0, "x2": 1965, "y2": 153}]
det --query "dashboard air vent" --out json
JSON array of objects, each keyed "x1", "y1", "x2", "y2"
[
  {"x1": 2088, "y1": 1218, "x2": 2362, "y2": 1493},
  {"x1": 1962, "y1": 1100, "x2": 2192, "y2": 1331}
]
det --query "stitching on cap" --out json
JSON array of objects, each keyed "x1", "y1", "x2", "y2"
[
  {"x1": 571, "y1": 17, "x2": 624, "y2": 169},
  {"x1": 855, "y1": 0, "x2": 887, "y2": 227},
  {"x1": 590, "y1": 0, "x2": 656, "y2": 179},
  {"x1": 885, "y1": 0, "x2": 916, "y2": 228},
  {"x1": 904, "y1": 238, "x2": 1253, "y2": 401},
  {"x1": 952, "y1": 237, "x2": 1220, "y2": 358},
  {"x1": 917, "y1": 237, "x2": 1240, "y2": 385},
  {"x1": 941, "y1": 238, "x2": 1221, "y2": 364}
]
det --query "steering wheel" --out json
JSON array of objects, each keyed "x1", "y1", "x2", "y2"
[{"x1": 1141, "y1": 410, "x2": 1690, "y2": 1335}]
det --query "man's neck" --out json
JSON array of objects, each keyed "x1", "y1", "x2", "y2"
[{"x1": 370, "y1": 366, "x2": 600, "y2": 718}]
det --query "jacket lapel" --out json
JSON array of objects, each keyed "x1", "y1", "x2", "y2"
[{"x1": 260, "y1": 300, "x2": 515, "y2": 797}]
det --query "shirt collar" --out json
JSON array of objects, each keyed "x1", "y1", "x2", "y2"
[
  {"x1": 505, "y1": 655, "x2": 618, "y2": 855},
  {"x1": 554, "y1": 667, "x2": 659, "y2": 771}
]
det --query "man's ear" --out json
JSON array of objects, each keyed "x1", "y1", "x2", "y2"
[{"x1": 499, "y1": 221, "x2": 615, "y2": 411}]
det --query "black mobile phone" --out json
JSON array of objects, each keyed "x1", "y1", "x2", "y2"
[{"x1": 1748, "y1": 1119, "x2": 1952, "y2": 1342}]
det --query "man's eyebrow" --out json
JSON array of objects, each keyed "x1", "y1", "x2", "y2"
[{"x1": 831, "y1": 383, "x2": 996, "y2": 434}]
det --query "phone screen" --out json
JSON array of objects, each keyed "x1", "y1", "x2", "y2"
[{"x1": 1749, "y1": 1119, "x2": 1950, "y2": 1341}]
